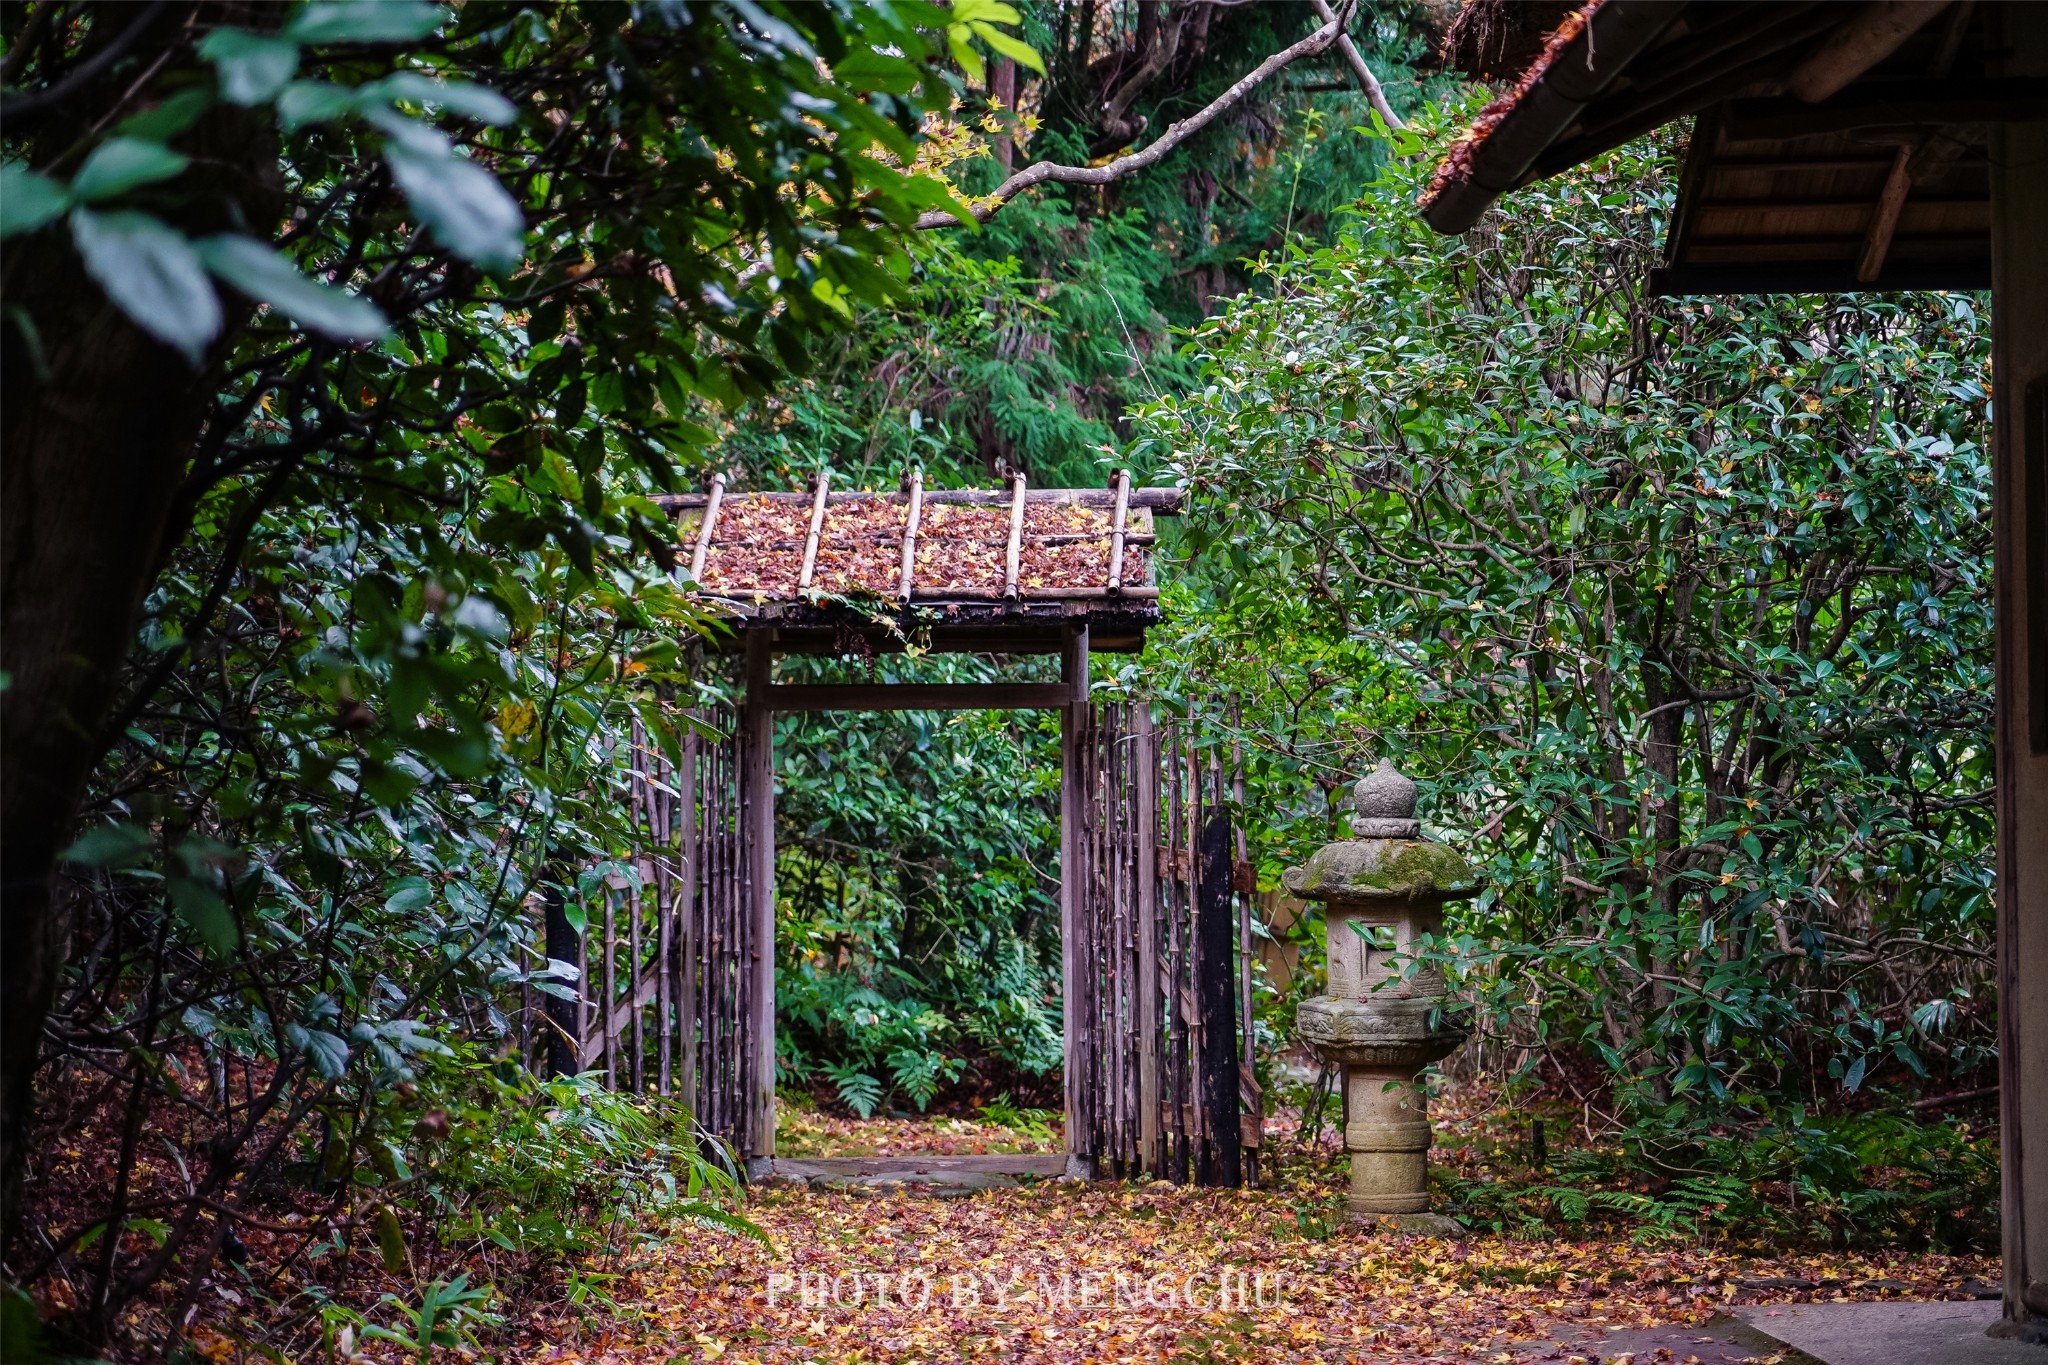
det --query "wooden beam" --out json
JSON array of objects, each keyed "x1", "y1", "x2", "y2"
[
  {"x1": 653, "y1": 486, "x2": 1186, "y2": 513},
  {"x1": 1195, "y1": 803, "x2": 1241, "y2": 1187},
  {"x1": 1721, "y1": 80, "x2": 2048, "y2": 141},
  {"x1": 1990, "y1": 8, "x2": 2048, "y2": 1331},
  {"x1": 743, "y1": 632, "x2": 776, "y2": 1160},
  {"x1": 763, "y1": 682, "x2": 1070, "y2": 712},
  {"x1": 1786, "y1": 0, "x2": 1951, "y2": 104},
  {"x1": 1059, "y1": 622, "x2": 1090, "y2": 1179},
  {"x1": 1135, "y1": 704, "x2": 1160, "y2": 1174},
  {"x1": 1857, "y1": 142, "x2": 1916, "y2": 282},
  {"x1": 678, "y1": 720, "x2": 699, "y2": 1111},
  {"x1": 1648, "y1": 259, "x2": 1991, "y2": 293}
]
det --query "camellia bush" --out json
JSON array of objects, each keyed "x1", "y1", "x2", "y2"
[{"x1": 1138, "y1": 115, "x2": 1997, "y2": 1157}]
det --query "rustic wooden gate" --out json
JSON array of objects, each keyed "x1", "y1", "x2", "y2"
[
  {"x1": 1066, "y1": 702, "x2": 1259, "y2": 1186},
  {"x1": 539, "y1": 694, "x2": 1261, "y2": 1185},
  {"x1": 523, "y1": 710, "x2": 763, "y2": 1160}
]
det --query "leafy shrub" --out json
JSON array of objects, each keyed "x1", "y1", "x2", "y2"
[
  {"x1": 395, "y1": 1047, "x2": 762, "y2": 1267},
  {"x1": 1440, "y1": 1108, "x2": 1997, "y2": 1250},
  {"x1": 1142, "y1": 109, "x2": 1996, "y2": 1130}
]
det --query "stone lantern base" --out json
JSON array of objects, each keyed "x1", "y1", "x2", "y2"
[{"x1": 1297, "y1": 994, "x2": 1465, "y2": 1229}]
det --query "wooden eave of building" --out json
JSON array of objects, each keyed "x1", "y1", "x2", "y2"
[
  {"x1": 1420, "y1": 0, "x2": 2044, "y2": 294},
  {"x1": 658, "y1": 472, "x2": 1184, "y2": 658}
]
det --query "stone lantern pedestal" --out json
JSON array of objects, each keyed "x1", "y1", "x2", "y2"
[{"x1": 1284, "y1": 760, "x2": 1480, "y2": 1231}]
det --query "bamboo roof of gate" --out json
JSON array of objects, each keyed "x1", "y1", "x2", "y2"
[{"x1": 654, "y1": 470, "x2": 1184, "y2": 655}]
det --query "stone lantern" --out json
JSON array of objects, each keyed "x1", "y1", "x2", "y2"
[{"x1": 1284, "y1": 759, "x2": 1480, "y2": 1231}]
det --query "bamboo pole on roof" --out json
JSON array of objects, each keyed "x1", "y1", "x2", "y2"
[
  {"x1": 689, "y1": 473, "x2": 727, "y2": 583},
  {"x1": 1003, "y1": 469, "x2": 1027, "y2": 599},
  {"x1": 897, "y1": 467, "x2": 923, "y2": 600},
  {"x1": 1108, "y1": 470, "x2": 1131, "y2": 592},
  {"x1": 797, "y1": 470, "x2": 831, "y2": 592}
]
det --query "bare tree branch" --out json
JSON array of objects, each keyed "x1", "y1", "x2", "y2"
[
  {"x1": 1309, "y1": 0, "x2": 1406, "y2": 130},
  {"x1": 915, "y1": 1, "x2": 1359, "y2": 231}
]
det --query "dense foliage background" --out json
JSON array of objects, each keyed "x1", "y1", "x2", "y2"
[{"x1": 1138, "y1": 117, "x2": 1999, "y2": 1243}]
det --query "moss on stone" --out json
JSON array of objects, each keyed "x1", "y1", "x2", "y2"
[{"x1": 1282, "y1": 838, "x2": 1480, "y2": 903}]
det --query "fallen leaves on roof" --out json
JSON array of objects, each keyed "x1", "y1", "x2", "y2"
[{"x1": 692, "y1": 491, "x2": 1147, "y2": 598}]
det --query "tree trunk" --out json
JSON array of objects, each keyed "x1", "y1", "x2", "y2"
[
  {"x1": 0, "y1": 271, "x2": 209, "y2": 1244},
  {"x1": 990, "y1": 56, "x2": 1017, "y2": 170},
  {"x1": 0, "y1": 69, "x2": 281, "y2": 1244}
]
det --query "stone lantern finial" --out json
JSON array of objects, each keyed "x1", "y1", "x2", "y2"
[{"x1": 1349, "y1": 757, "x2": 1419, "y2": 838}]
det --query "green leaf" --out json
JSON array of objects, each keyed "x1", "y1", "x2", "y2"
[
  {"x1": 60, "y1": 822, "x2": 152, "y2": 868},
  {"x1": 285, "y1": 1, "x2": 444, "y2": 44},
  {"x1": 68, "y1": 209, "x2": 221, "y2": 364},
  {"x1": 276, "y1": 79, "x2": 359, "y2": 131},
  {"x1": 114, "y1": 88, "x2": 215, "y2": 141},
  {"x1": 69, "y1": 137, "x2": 189, "y2": 202},
  {"x1": 383, "y1": 877, "x2": 434, "y2": 914},
  {"x1": 193, "y1": 233, "x2": 388, "y2": 341},
  {"x1": 0, "y1": 163, "x2": 70, "y2": 238},
  {"x1": 970, "y1": 22, "x2": 1044, "y2": 75},
  {"x1": 951, "y1": 0, "x2": 1022, "y2": 24},
  {"x1": 946, "y1": 28, "x2": 985, "y2": 86},
  {"x1": 364, "y1": 71, "x2": 518, "y2": 124},
  {"x1": 198, "y1": 27, "x2": 301, "y2": 105},
  {"x1": 167, "y1": 876, "x2": 238, "y2": 955},
  {"x1": 379, "y1": 128, "x2": 524, "y2": 271}
]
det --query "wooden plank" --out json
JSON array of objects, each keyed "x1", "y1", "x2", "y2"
[
  {"x1": 1164, "y1": 721, "x2": 1189, "y2": 1184},
  {"x1": 910, "y1": 585, "x2": 1161, "y2": 602},
  {"x1": 771, "y1": 1155, "x2": 1068, "y2": 1179},
  {"x1": 543, "y1": 878, "x2": 580, "y2": 1077},
  {"x1": 744, "y1": 633, "x2": 777, "y2": 1159},
  {"x1": 655, "y1": 486, "x2": 1186, "y2": 513},
  {"x1": 602, "y1": 885, "x2": 618, "y2": 1088},
  {"x1": 1196, "y1": 806, "x2": 1241, "y2": 1188},
  {"x1": 654, "y1": 741, "x2": 673, "y2": 1098},
  {"x1": 1856, "y1": 142, "x2": 1915, "y2": 283},
  {"x1": 1059, "y1": 622, "x2": 1090, "y2": 1177},
  {"x1": 678, "y1": 721, "x2": 699, "y2": 1106},
  {"x1": 1135, "y1": 705, "x2": 1161, "y2": 1175},
  {"x1": 688, "y1": 473, "x2": 726, "y2": 583},
  {"x1": 763, "y1": 683, "x2": 1069, "y2": 712},
  {"x1": 578, "y1": 963, "x2": 664, "y2": 1070},
  {"x1": 898, "y1": 468, "x2": 923, "y2": 601}
]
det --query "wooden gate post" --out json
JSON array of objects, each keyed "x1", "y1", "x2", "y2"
[
  {"x1": 744, "y1": 630, "x2": 777, "y2": 1170},
  {"x1": 541, "y1": 874, "x2": 581, "y2": 1078},
  {"x1": 1195, "y1": 807, "x2": 1241, "y2": 1187},
  {"x1": 1134, "y1": 706, "x2": 1161, "y2": 1175},
  {"x1": 1060, "y1": 622, "x2": 1091, "y2": 1178}
]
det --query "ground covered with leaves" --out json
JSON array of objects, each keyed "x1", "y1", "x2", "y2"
[{"x1": 485, "y1": 1099, "x2": 1996, "y2": 1365}]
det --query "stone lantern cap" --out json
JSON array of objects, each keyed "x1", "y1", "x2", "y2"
[{"x1": 1281, "y1": 759, "x2": 1482, "y2": 906}]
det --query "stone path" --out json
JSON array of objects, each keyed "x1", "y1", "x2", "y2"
[
  {"x1": 1529, "y1": 1301, "x2": 2045, "y2": 1365},
  {"x1": 765, "y1": 1154, "x2": 1067, "y2": 1195}
]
